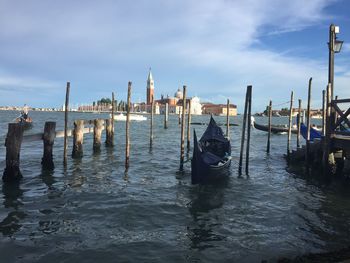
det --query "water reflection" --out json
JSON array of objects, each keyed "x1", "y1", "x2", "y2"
[
  {"x1": 0, "y1": 182, "x2": 26, "y2": 236},
  {"x1": 187, "y1": 179, "x2": 228, "y2": 250}
]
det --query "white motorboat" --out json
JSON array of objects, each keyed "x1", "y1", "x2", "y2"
[{"x1": 110, "y1": 113, "x2": 147, "y2": 121}]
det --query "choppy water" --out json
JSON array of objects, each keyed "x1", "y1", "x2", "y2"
[{"x1": 1, "y1": 110, "x2": 350, "y2": 262}]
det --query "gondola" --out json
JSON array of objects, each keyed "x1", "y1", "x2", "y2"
[
  {"x1": 252, "y1": 117, "x2": 298, "y2": 134},
  {"x1": 252, "y1": 117, "x2": 322, "y2": 140},
  {"x1": 191, "y1": 116, "x2": 231, "y2": 184},
  {"x1": 15, "y1": 116, "x2": 33, "y2": 130},
  {"x1": 300, "y1": 123, "x2": 322, "y2": 141}
]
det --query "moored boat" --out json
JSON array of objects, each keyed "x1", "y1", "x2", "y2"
[
  {"x1": 15, "y1": 116, "x2": 33, "y2": 129},
  {"x1": 300, "y1": 123, "x2": 322, "y2": 141},
  {"x1": 110, "y1": 113, "x2": 147, "y2": 121},
  {"x1": 252, "y1": 118, "x2": 297, "y2": 134},
  {"x1": 191, "y1": 116, "x2": 231, "y2": 184}
]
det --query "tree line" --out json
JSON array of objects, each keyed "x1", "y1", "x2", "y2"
[{"x1": 92, "y1": 98, "x2": 128, "y2": 111}]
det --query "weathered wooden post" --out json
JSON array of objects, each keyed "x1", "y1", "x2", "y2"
[
  {"x1": 226, "y1": 99, "x2": 230, "y2": 138},
  {"x1": 287, "y1": 91, "x2": 294, "y2": 157},
  {"x1": 93, "y1": 119, "x2": 104, "y2": 152},
  {"x1": 164, "y1": 102, "x2": 169, "y2": 129},
  {"x1": 306, "y1": 77, "x2": 312, "y2": 164},
  {"x1": 105, "y1": 92, "x2": 115, "y2": 147},
  {"x1": 334, "y1": 95, "x2": 339, "y2": 122},
  {"x1": 125, "y1": 81, "x2": 132, "y2": 169},
  {"x1": 178, "y1": 109, "x2": 181, "y2": 125},
  {"x1": 2, "y1": 123, "x2": 24, "y2": 182},
  {"x1": 105, "y1": 118, "x2": 114, "y2": 147},
  {"x1": 150, "y1": 100, "x2": 154, "y2": 148},
  {"x1": 322, "y1": 90, "x2": 326, "y2": 137},
  {"x1": 323, "y1": 83, "x2": 335, "y2": 170},
  {"x1": 267, "y1": 100, "x2": 272, "y2": 153},
  {"x1": 41, "y1": 121, "x2": 56, "y2": 170},
  {"x1": 72, "y1": 120, "x2": 84, "y2": 158},
  {"x1": 245, "y1": 85, "x2": 252, "y2": 175},
  {"x1": 179, "y1": 85, "x2": 187, "y2": 171},
  {"x1": 239, "y1": 86, "x2": 249, "y2": 175},
  {"x1": 63, "y1": 81, "x2": 70, "y2": 165},
  {"x1": 297, "y1": 99, "x2": 302, "y2": 148},
  {"x1": 187, "y1": 99, "x2": 192, "y2": 151}
]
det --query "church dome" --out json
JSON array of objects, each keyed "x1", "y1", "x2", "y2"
[{"x1": 174, "y1": 88, "x2": 183, "y2": 99}]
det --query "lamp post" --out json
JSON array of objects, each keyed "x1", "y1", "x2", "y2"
[{"x1": 328, "y1": 24, "x2": 344, "y2": 100}]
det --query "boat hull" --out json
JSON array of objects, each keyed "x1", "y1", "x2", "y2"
[
  {"x1": 16, "y1": 117, "x2": 33, "y2": 130},
  {"x1": 253, "y1": 121, "x2": 297, "y2": 134},
  {"x1": 191, "y1": 157, "x2": 231, "y2": 184}
]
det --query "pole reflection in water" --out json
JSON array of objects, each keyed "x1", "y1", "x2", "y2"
[
  {"x1": 0, "y1": 182, "x2": 26, "y2": 236},
  {"x1": 187, "y1": 179, "x2": 228, "y2": 250}
]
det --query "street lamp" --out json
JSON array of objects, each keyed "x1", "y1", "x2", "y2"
[{"x1": 328, "y1": 24, "x2": 344, "y2": 99}]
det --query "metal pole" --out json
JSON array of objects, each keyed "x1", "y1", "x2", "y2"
[{"x1": 328, "y1": 24, "x2": 335, "y2": 100}]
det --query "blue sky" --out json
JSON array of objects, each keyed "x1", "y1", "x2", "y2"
[{"x1": 0, "y1": 0, "x2": 349, "y2": 112}]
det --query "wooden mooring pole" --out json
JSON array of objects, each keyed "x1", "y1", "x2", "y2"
[
  {"x1": 297, "y1": 99, "x2": 301, "y2": 148},
  {"x1": 322, "y1": 83, "x2": 335, "y2": 170},
  {"x1": 93, "y1": 119, "x2": 104, "y2": 152},
  {"x1": 41, "y1": 121, "x2": 56, "y2": 170},
  {"x1": 2, "y1": 123, "x2": 24, "y2": 182},
  {"x1": 105, "y1": 118, "x2": 114, "y2": 147},
  {"x1": 267, "y1": 100, "x2": 272, "y2": 153},
  {"x1": 226, "y1": 99, "x2": 230, "y2": 138},
  {"x1": 63, "y1": 82, "x2": 70, "y2": 165},
  {"x1": 164, "y1": 102, "x2": 169, "y2": 129},
  {"x1": 239, "y1": 85, "x2": 252, "y2": 175},
  {"x1": 287, "y1": 91, "x2": 294, "y2": 157},
  {"x1": 150, "y1": 100, "x2": 154, "y2": 148},
  {"x1": 106, "y1": 92, "x2": 115, "y2": 147},
  {"x1": 179, "y1": 85, "x2": 187, "y2": 171},
  {"x1": 72, "y1": 120, "x2": 84, "y2": 158},
  {"x1": 125, "y1": 81, "x2": 132, "y2": 169},
  {"x1": 322, "y1": 90, "x2": 326, "y2": 137},
  {"x1": 245, "y1": 86, "x2": 252, "y2": 175},
  {"x1": 306, "y1": 77, "x2": 312, "y2": 164},
  {"x1": 187, "y1": 99, "x2": 192, "y2": 151}
]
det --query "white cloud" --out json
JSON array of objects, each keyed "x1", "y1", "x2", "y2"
[{"x1": 0, "y1": 0, "x2": 348, "y2": 111}]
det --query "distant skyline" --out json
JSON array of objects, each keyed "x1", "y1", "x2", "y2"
[{"x1": 0, "y1": 0, "x2": 350, "y2": 113}]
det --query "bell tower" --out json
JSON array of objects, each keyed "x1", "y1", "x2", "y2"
[{"x1": 146, "y1": 68, "x2": 154, "y2": 105}]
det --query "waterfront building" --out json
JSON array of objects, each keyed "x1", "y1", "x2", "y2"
[{"x1": 201, "y1": 103, "x2": 237, "y2": 116}]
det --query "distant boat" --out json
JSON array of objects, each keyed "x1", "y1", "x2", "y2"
[
  {"x1": 191, "y1": 116, "x2": 232, "y2": 184},
  {"x1": 14, "y1": 106, "x2": 33, "y2": 129},
  {"x1": 15, "y1": 115, "x2": 33, "y2": 130},
  {"x1": 110, "y1": 113, "x2": 147, "y2": 121}
]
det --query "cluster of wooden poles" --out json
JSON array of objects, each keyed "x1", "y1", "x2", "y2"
[
  {"x1": 264, "y1": 77, "x2": 337, "y2": 169},
  {"x1": 3, "y1": 82, "x2": 256, "y2": 183}
]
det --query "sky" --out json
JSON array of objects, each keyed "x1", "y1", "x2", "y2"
[{"x1": 0, "y1": 0, "x2": 350, "y2": 113}]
